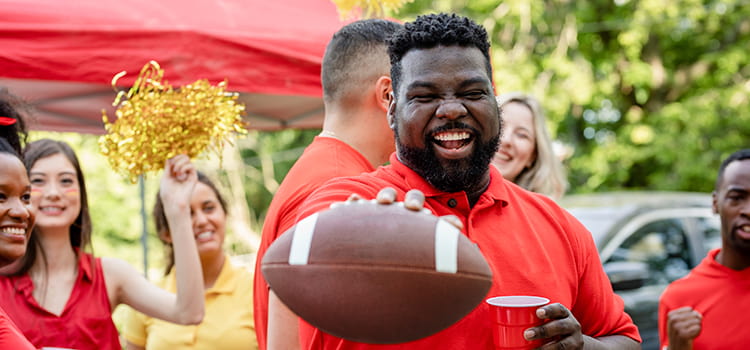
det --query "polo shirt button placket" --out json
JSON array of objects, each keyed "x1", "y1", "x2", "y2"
[{"x1": 447, "y1": 198, "x2": 458, "y2": 208}]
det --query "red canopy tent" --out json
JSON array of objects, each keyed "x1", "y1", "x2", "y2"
[
  {"x1": 0, "y1": 0, "x2": 349, "y2": 272},
  {"x1": 0, "y1": 0, "x2": 348, "y2": 133}
]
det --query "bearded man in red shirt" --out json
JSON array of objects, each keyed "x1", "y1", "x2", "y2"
[{"x1": 268, "y1": 13, "x2": 642, "y2": 350}]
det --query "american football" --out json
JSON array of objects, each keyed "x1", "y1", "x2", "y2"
[{"x1": 261, "y1": 200, "x2": 493, "y2": 344}]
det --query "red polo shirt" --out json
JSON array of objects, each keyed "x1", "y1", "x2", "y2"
[
  {"x1": 254, "y1": 136, "x2": 376, "y2": 350},
  {"x1": 294, "y1": 154, "x2": 640, "y2": 349},
  {"x1": 0, "y1": 252, "x2": 121, "y2": 350}
]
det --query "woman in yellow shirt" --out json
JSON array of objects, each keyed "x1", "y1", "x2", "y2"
[{"x1": 124, "y1": 172, "x2": 257, "y2": 350}]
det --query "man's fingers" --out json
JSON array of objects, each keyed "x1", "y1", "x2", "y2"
[
  {"x1": 339, "y1": 188, "x2": 431, "y2": 214},
  {"x1": 524, "y1": 303, "x2": 581, "y2": 348},
  {"x1": 526, "y1": 317, "x2": 577, "y2": 341},
  {"x1": 346, "y1": 193, "x2": 363, "y2": 202},
  {"x1": 673, "y1": 317, "x2": 702, "y2": 338},
  {"x1": 680, "y1": 323, "x2": 702, "y2": 338},
  {"x1": 668, "y1": 307, "x2": 702, "y2": 327},
  {"x1": 537, "y1": 303, "x2": 569, "y2": 320},
  {"x1": 439, "y1": 215, "x2": 463, "y2": 230},
  {"x1": 403, "y1": 189, "x2": 425, "y2": 211},
  {"x1": 375, "y1": 187, "x2": 397, "y2": 204},
  {"x1": 668, "y1": 306, "x2": 699, "y2": 318},
  {"x1": 669, "y1": 307, "x2": 702, "y2": 320}
]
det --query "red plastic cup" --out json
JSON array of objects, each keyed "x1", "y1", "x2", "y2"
[{"x1": 486, "y1": 296, "x2": 550, "y2": 350}]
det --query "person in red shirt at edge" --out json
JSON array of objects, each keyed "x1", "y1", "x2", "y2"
[
  {"x1": 658, "y1": 149, "x2": 750, "y2": 350},
  {"x1": 266, "y1": 13, "x2": 642, "y2": 350},
  {"x1": 253, "y1": 19, "x2": 404, "y2": 350},
  {"x1": 0, "y1": 94, "x2": 36, "y2": 350}
]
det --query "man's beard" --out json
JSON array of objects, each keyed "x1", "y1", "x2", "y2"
[{"x1": 396, "y1": 123, "x2": 500, "y2": 193}]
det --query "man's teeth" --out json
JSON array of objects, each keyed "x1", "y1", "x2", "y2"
[
  {"x1": 196, "y1": 231, "x2": 213, "y2": 240},
  {"x1": 0, "y1": 227, "x2": 25, "y2": 235},
  {"x1": 434, "y1": 132, "x2": 469, "y2": 141},
  {"x1": 740, "y1": 225, "x2": 750, "y2": 233}
]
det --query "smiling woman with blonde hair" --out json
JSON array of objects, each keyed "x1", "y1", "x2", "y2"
[{"x1": 492, "y1": 92, "x2": 568, "y2": 199}]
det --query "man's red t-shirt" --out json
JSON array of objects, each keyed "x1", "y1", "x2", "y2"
[
  {"x1": 294, "y1": 154, "x2": 641, "y2": 349},
  {"x1": 253, "y1": 136, "x2": 375, "y2": 350},
  {"x1": 658, "y1": 249, "x2": 750, "y2": 349}
]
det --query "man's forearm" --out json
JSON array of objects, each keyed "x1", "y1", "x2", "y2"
[{"x1": 583, "y1": 334, "x2": 641, "y2": 350}]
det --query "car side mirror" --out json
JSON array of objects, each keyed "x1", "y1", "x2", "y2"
[{"x1": 603, "y1": 261, "x2": 650, "y2": 291}]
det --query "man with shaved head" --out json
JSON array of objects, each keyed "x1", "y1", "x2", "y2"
[
  {"x1": 253, "y1": 18, "x2": 403, "y2": 350},
  {"x1": 659, "y1": 149, "x2": 750, "y2": 350}
]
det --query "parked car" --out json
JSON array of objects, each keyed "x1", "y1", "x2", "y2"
[{"x1": 559, "y1": 192, "x2": 721, "y2": 350}]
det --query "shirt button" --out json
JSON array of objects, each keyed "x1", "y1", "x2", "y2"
[{"x1": 447, "y1": 198, "x2": 457, "y2": 208}]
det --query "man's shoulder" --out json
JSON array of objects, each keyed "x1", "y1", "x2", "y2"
[
  {"x1": 318, "y1": 164, "x2": 404, "y2": 193},
  {"x1": 269, "y1": 138, "x2": 374, "y2": 207},
  {"x1": 296, "y1": 165, "x2": 403, "y2": 219},
  {"x1": 284, "y1": 138, "x2": 374, "y2": 185},
  {"x1": 501, "y1": 181, "x2": 571, "y2": 219}
]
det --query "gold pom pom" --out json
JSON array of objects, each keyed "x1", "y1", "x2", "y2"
[
  {"x1": 99, "y1": 61, "x2": 247, "y2": 183},
  {"x1": 331, "y1": 0, "x2": 413, "y2": 19}
]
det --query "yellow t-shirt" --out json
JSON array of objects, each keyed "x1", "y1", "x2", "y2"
[{"x1": 124, "y1": 256, "x2": 257, "y2": 350}]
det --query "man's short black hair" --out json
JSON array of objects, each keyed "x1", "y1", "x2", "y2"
[
  {"x1": 321, "y1": 19, "x2": 402, "y2": 102},
  {"x1": 716, "y1": 149, "x2": 750, "y2": 190},
  {"x1": 388, "y1": 13, "x2": 492, "y2": 95}
]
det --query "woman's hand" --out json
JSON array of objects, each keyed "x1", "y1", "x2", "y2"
[{"x1": 159, "y1": 154, "x2": 198, "y2": 215}]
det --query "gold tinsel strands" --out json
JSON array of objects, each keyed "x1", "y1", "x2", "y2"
[
  {"x1": 331, "y1": 0, "x2": 413, "y2": 19},
  {"x1": 99, "y1": 61, "x2": 247, "y2": 183}
]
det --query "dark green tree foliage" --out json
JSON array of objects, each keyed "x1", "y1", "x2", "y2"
[
  {"x1": 394, "y1": 0, "x2": 750, "y2": 192},
  {"x1": 241, "y1": 129, "x2": 319, "y2": 224}
]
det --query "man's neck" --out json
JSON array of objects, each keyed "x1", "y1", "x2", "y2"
[
  {"x1": 716, "y1": 247, "x2": 750, "y2": 270},
  {"x1": 321, "y1": 123, "x2": 391, "y2": 168}
]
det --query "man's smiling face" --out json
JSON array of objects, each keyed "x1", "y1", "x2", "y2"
[
  {"x1": 389, "y1": 45, "x2": 500, "y2": 193},
  {"x1": 713, "y1": 158, "x2": 750, "y2": 255}
]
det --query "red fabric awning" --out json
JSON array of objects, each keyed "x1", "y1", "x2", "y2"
[{"x1": 0, "y1": 0, "x2": 347, "y2": 133}]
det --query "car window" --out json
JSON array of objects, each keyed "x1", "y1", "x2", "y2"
[
  {"x1": 566, "y1": 207, "x2": 630, "y2": 245},
  {"x1": 606, "y1": 218, "x2": 691, "y2": 286}
]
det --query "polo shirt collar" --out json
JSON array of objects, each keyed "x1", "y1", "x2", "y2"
[
  {"x1": 208, "y1": 254, "x2": 236, "y2": 294},
  {"x1": 389, "y1": 153, "x2": 509, "y2": 207}
]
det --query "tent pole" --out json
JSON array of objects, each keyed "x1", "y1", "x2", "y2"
[{"x1": 139, "y1": 175, "x2": 149, "y2": 276}]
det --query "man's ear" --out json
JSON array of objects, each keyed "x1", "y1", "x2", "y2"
[
  {"x1": 712, "y1": 190, "x2": 719, "y2": 214},
  {"x1": 387, "y1": 94, "x2": 397, "y2": 130},
  {"x1": 375, "y1": 75, "x2": 392, "y2": 112}
]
